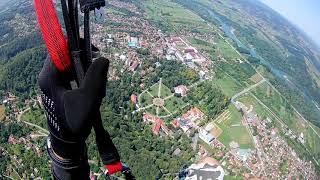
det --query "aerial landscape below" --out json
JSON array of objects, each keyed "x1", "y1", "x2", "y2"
[{"x1": 0, "y1": 0, "x2": 319, "y2": 179}]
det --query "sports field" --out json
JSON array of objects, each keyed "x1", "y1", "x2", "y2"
[{"x1": 217, "y1": 104, "x2": 254, "y2": 149}]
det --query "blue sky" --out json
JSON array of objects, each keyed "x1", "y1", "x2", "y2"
[{"x1": 260, "y1": 0, "x2": 320, "y2": 46}]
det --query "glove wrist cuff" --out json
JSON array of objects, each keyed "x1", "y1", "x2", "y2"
[{"x1": 48, "y1": 134, "x2": 87, "y2": 161}]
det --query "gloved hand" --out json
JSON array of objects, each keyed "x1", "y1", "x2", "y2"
[
  {"x1": 39, "y1": 55, "x2": 108, "y2": 154},
  {"x1": 39, "y1": 56, "x2": 123, "y2": 179}
]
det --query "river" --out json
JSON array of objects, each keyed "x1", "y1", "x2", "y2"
[{"x1": 206, "y1": 9, "x2": 319, "y2": 105}]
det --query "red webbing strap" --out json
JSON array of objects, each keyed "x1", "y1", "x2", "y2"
[{"x1": 34, "y1": 0, "x2": 71, "y2": 71}]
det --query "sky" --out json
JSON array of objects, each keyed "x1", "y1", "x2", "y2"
[{"x1": 260, "y1": 0, "x2": 320, "y2": 46}]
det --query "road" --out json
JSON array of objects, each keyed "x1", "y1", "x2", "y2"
[
  {"x1": 208, "y1": 22, "x2": 320, "y2": 139},
  {"x1": 231, "y1": 79, "x2": 266, "y2": 102},
  {"x1": 22, "y1": 120, "x2": 49, "y2": 134},
  {"x1": 17, "y1": 100, "x2": 49, "y2": 135}
]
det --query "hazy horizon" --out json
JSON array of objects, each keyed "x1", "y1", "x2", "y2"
[{"x1": 260, "y1": 0, "x2": 320, "y2": 47}]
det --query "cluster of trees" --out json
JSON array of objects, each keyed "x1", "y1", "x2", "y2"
[
  {"x1": 0, "y1": 46, "x2": 46, "y2": 94},
  {"x1": 155, "y1": 60, "x2": 199, "y2": 88},
  {"x1": 187, "y1": 81, "x2": 229, "y2": 120},
  {"x1": 96, "y1": 105, "x2": 195, "y2": 178},
  {"x1": 82, "y1": 71, "x2": 196, "y2": 179},
  {"x1": 0, "y1": 122, "x2": 51, "y2": 178}
]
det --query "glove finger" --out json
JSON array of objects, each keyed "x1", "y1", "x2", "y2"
[
  {"x1": 81, "y1": 57, "x2": 109, "y2": 98},
  {"x1": 38, "y1": 56, "x2": 70, "y2": 99}
]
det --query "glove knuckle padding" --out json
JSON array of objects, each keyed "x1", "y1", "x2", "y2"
[
  {"x1": 63, "y1": 57, "x2": 109, "y2": 137},
  {"x1": 81, "y1": 57, "x2": 109, "y2": 98}
]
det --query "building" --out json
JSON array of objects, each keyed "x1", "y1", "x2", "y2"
[
  {"x1": 174, "y1": 85, "x2": 188, "y2": 97},
  {"x1": 180, "y1": 157, "x2": 225, "y2": 180},
  {"x1": 182, "y1": 107, "x2": 205, "y2": 123},
  {"x1": 199, "y1": 129, "x2": 214, "y2": 145},
  {"x1": 152, "y1": 118, "x2": 163, "y2": 135},
  {"x1": 172, "y1": 118, "x2": 194, "y2": 133},
  {"x1": 143, "y1": 113, "x2": 171, "y2": 136},
  {"x1": 140, "y1": 83, "x2": 145, "y2": 90}
]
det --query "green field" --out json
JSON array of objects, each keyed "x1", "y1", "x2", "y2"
[
  {"x1": 159, "y1": 84, "x2": 172, "y2": 99},
  {"x1": 216, "y1": 36, "x2": 242, "y2": 62},
  {"x1": 144, "y1": 0, "x2": 210, "y2": 32},
  {"x1": 237, "y1": 84, "x2": 320, "y2": 162},
  {"x1": 139, "y1": 91, "x2": 154, "y2": 108},
  {"x1": 237, "y1": 93, "x2": 276, "y2": 121},
  {"x1": 305, "y1": 124, "x2": 320, "y2": 156},
  {"x1": 217, "y1": 104, "x2": 253, "y2": 149},
  {"x1": 251, "y1": 82, "x2": 311, "y2": 134},
  {"x1": 165, "y1": 95, "x2": 186, "y2": 113},
  {"x1": 213, "y1": 73, "x2": 243, "y2": 97}
]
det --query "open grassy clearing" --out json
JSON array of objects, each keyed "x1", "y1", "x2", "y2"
[
  {"x1": 187, "y1": 37, "x2": 217, "y2": 57},
  {"x1": 144, "y1": 0, "x2": 211, "y2": 33},
  {"x1": 158, "y1": 107, "x2": 168, "y2": 117},
  {"x1": 159, "y1": 84, "x2": 172, "y2": 99},
  {"x1": 217, "y1": 104, "x2": 253, "y2": 149},
  {"x1": 237, "y1": 93, "x2": 276, "y2": 121},
  {"x1": 213, "y1": 74, "x2": 243, "y2": 97},
  {"x1": 250, "y1": 73, "x2": 263, "y2": 83},
  {"x1": 139, "y1": 91, "x2": 154, "y2": 107},
  {"x1": 148, "y1": 84, "x2": 160, "y2": 97},
  {"x1": 165, "y1": 95, "x2": 186, "y2": 113},
  {"x1": 306, "y1": 124, "x2": 320, "y2": 155},
  {"x1": 216, "y1": 37, "x2": 242, "y2": 61}
]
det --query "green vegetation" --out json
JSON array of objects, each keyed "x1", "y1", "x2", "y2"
[
  {"x1": 187, "y1": 81, "x2": 229, "y2": 119},
  {"x1": 156, "y1": 60, "x2": 199, "y2": 88},
  {"x1": 139, "y1": 80, "x2": 187, "y2": 118},
  {"x1": 217, "y1": 105, "x2": 253, "y2": 149},
  {"x1": 0, "y1": 122, "x2": 51, "y2": 178},
  {"x1": 97, "y1": 74, "x2": 196, "y2": 179},
  {"x1": 165, "y1": 95, "x2": 186, "y2": 115},
  {"x1": 279, "y1": 159, "x2": 289, "y2": 173},
  {"x1": 213, "y1": 70, "x2": 243, "y2": 97},
  {"x1": 20, "y1": 106, "x2": 46, "y2": 129},
  {"x1": 139, "y1": 92, "x2": 153, "y2": 107},
  {"x1": 144, "y1": 0, "x2": 209, "y2": 32}
]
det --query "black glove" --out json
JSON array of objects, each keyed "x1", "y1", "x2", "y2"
[{"x1": 38, "y1": 56, "x2": 113, "y2": 167}]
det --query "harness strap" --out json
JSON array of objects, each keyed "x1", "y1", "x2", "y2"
[{"x1": 61, "y1": 0, "x2": 85, "y2": 84}]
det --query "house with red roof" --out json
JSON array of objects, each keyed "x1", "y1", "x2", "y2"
[
  {"x1": 143, "y1": 113, "x2": 171, "y2": 136},
  {"x1": 182, "y1": 107, "x2": 205, "y2": 123}
]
